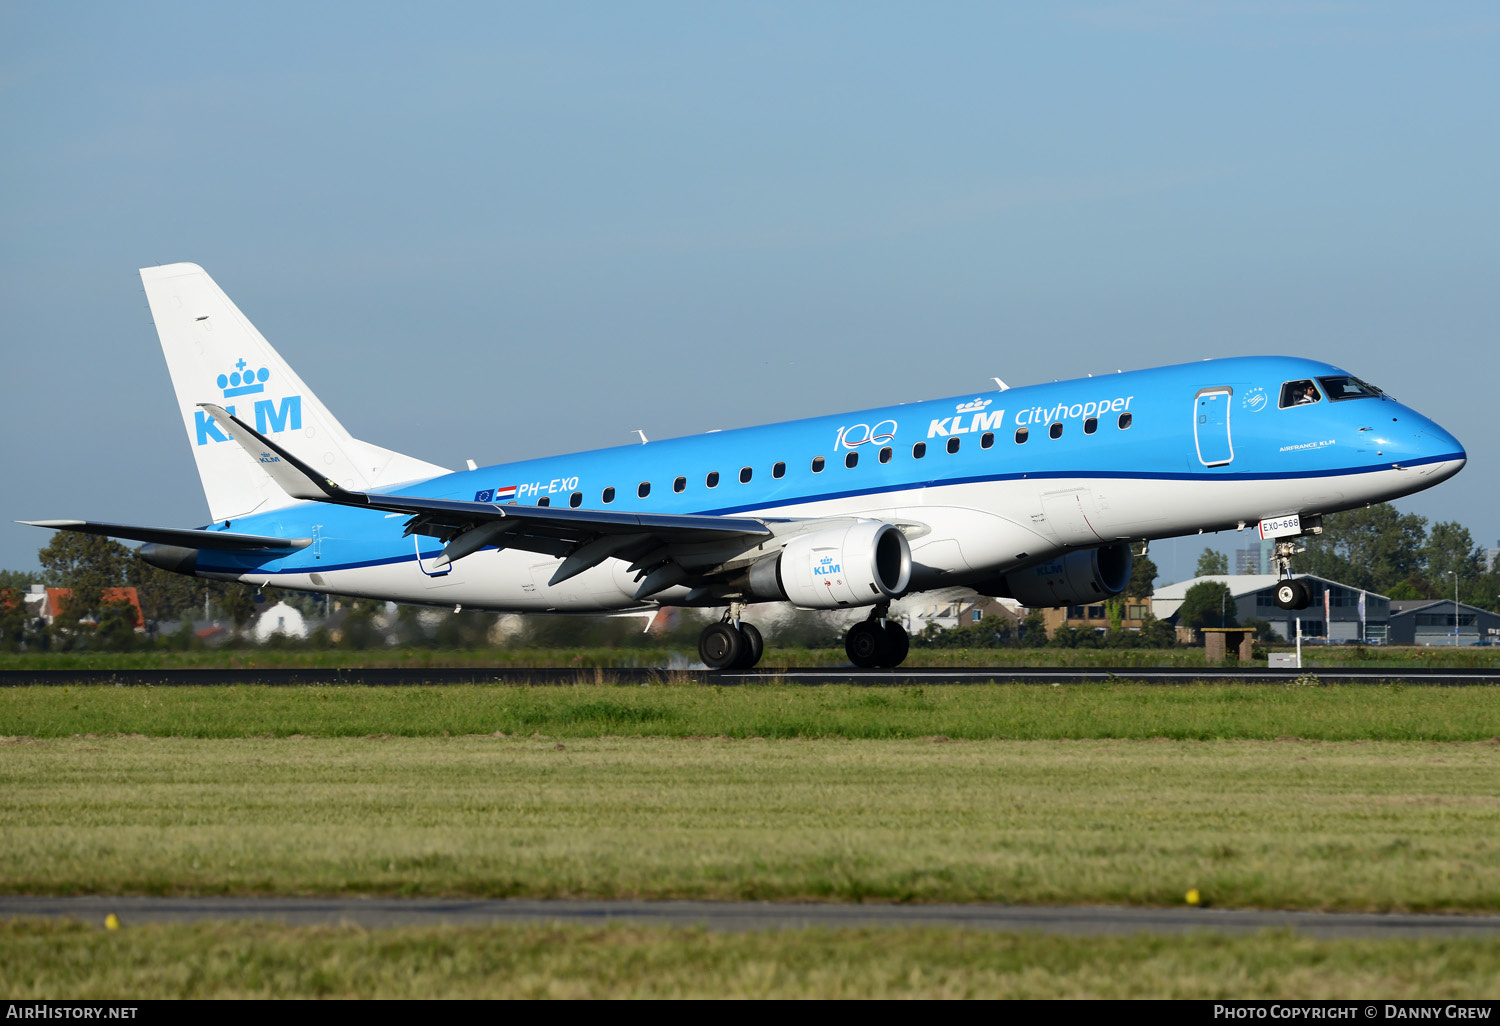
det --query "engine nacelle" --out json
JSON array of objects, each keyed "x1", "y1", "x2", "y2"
[
  {"x1": 998, "y1": 543, "x2": 1132, "y2": 608},
  {"x1": 746, "y1": 521, "x2": 912, "y2": 609}
]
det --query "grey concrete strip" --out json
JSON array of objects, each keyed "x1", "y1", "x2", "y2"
[
  {"x1": 4, "y1": 897, "x2": 1500, "y2": 939},
  {"x1": 4, "y1": 667, "x2": 1498, "y2": 686}
]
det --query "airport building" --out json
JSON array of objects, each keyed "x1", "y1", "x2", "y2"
[
  {"x1": 1386, "y1": 599, "x2": 1500, "y2": 647},
  {"x1": 1151, "y1": 575, "x2": 1390, "y2": 642}
]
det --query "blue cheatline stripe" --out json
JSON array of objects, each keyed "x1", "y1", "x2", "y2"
[
  {"x1": 691, "y1": 454, "x2": 1462, "y2": 518},
  {"x1": 190, "y1": 455, "x2": 1463, "y2": 578}
]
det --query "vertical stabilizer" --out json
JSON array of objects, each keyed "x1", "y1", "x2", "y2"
[{"x1": 140, "y1": 263, "x2": 448, "y2": 522}]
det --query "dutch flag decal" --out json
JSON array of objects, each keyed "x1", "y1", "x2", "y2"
[{"x1": 493, "y1": 485, "x2": 518, "y2": 501}]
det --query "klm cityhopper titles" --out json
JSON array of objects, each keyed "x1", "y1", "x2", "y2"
[{"x1": 23, "y1": 264, "x2": 1467, "y2": 669}]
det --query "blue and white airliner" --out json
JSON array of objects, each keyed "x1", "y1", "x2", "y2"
[{"x1": 23, "y1": 264, "x2": 1467, "y2": 668}]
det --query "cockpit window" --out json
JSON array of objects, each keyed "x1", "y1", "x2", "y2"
[
  {"x1": 1317, "y1": 375, "x2": 1386, "y2": 402},
  {"x1": 1279, "y1": 380, "x2": 1322, "y2": 408}
]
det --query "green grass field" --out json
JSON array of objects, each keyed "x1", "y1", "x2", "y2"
[
  {"x1": 5, "y1": 682, "x2": 1499, "y2": 997},
  {"x1": 6, "y1": 680, "x2": 1500, "y2": 740},
  {"x1": 4, "y1": 642, "x2": 1499, "y2": 671},
  {"x1": 5, "y1": 919, "x2": 1499, "y2": 999},
  {"x1": 4, "y1": 734, "x2": 1499, "y2": 909}
]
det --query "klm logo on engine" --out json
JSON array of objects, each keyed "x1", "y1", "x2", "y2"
[
  {"x1": 194, "y1": 358, "x2": 303, "y2": 445},
  {"x1": 812, "y1": 555, "x2": 842, "y2": 577}
]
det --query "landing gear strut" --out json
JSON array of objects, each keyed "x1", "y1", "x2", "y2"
[
  {"x1": 698, "y1": 604, "x2": 765, "y2": 671},
  {"x1": 845, "y1": 605, "x2": 910, "y2": 669}
]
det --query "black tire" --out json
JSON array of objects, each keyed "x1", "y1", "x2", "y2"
[
  {"x1": 882, "y1": 621, "x2": 910, "y2": 667},
  {"x1": 1293, "y1": 579, "x2": 1314, "y2": 610},
  {"x1": 1274, "y1": 581, "x2": 1300, "y2": 610},
  {"x1": 846, "y1": 620, "x2": 890, "y2": 668},
  {"x1": 732, "y1": 622, "x2": 764, "y2": 669},
  {"x1": 699, "y1": 622, "x2": 744, "y2": 671}
]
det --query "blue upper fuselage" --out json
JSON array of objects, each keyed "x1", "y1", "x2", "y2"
[{"x1": 205, "y1": 355, "x2": 1465, "y2": 574}]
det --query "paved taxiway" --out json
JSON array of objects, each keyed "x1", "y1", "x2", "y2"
[{"x1": 4, "y1": 898, "x2": 1500, "y2": 939}]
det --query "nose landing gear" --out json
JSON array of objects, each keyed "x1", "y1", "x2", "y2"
[
  {"x1": 1273, "y1": 577, "x2": 1312, "y2": 611},
  {"x1": 845, "y1": 606, "x2": 910, "y2": 668},
  {"x1": 1270, "y1": 536, "x2": 1314, "y2": 610}
]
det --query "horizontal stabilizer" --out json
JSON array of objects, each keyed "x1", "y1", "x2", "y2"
[{"x1": 19, "y1": 520, "x2": 311, "y2": 551}]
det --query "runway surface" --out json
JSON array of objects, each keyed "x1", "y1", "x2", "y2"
[
  {"x1": 4, "y1": 897, "x2": 1499, "y2": 939},
  {"x1": 2, "y1": 666, "x2": 1497, "y2": 686}
]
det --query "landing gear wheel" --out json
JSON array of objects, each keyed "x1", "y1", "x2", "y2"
[
  {"x1": 882, "y1": 621, "x2": 910, "y2": 668},
  {"x1": 732, "y1": 622, "x2": 764, "y2": 669},
  {"x1": 846, "y1": 620, "x2": 891, "y2": 669},
  {"x1": 1274, "y1": 580, "x2": 1301, "y2": 611},
  {"x1": 699, "y1": 622, "x2": 744, "y2": 671},
  {"x1": 1274, "y1": 578, "x2": 1314, "y2": 611}
]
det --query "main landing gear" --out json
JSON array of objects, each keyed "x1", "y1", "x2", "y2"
[
  {"x1": 845, "y1": 606, "x2": 910, "y2": 669},
  {"x1": 698, "y1": 605, "x2": 764, "y2": 671}
]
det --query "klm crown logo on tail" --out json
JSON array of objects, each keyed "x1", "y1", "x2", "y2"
[{"x1": 194, "y1": 357, "x2": 302, "y2": 445}]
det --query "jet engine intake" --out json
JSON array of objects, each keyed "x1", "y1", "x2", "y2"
[
  {"x1": 997, "y1": 543, "x2": 1132, "y2": 608},
  {"x1": 745, "y1": 521, "x2": 911, "y2": 609}
]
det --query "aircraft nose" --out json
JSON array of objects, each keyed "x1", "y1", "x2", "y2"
[{"x1": 1409, "y1": 414, "x2": 1466, "y2": 481}]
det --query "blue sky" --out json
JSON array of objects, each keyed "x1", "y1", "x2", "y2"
[{"x1": 2, "y1": 2, "x2": 1497, "y2": 582}]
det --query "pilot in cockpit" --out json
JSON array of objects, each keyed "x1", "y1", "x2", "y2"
[{"x1": 1281, "y1": 380, "x2": 1322, "y2": 407}]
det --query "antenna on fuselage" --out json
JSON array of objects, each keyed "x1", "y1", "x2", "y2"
[
  {"x1": 634, "y1": 430, "x2": 649, "y2": 444},
  {"x1": 991, "y1": 377, "x2": 1010, "y2": 392}
]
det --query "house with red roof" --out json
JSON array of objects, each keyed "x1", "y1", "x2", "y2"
[{"x1": 31, "y1": 587, "x2": 144, "y2": 630}]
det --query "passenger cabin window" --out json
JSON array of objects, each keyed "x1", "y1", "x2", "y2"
[
  {"x1": 1118, "y1": 413, "x2": 1132, "y2": 430},
  {"x1": 980, "y1": 432, "x2": 994, "y2": 449},
  {"x1": 673, "y1": 476, "x2": 686, "y2": 493},
  {"x1": 879, "y1": 446, "x2": 892, "y2": 463},
  {"x1": 1015, "y1": 427, "x2": 1028, "y2": 444},
  {"x1": 946, "y1": 437, "x2": 960, "y2": 454},
  {"x1": 845, "y1": 451, "x2": 858, "y2": 468},
  {"x1": 1280, "y1": 379, "x2": 1323, "y2": 408},
  {"x1": 811, "y1": 456, "x2": 825, "y2": 473},
  {"x1": 537, "y1": 496, "x2": 550, "y2": 507},
  {"x1": 602, "y1": 486, "x2": 615, "y2": 504},
  {"x1": 1318, "y1": 375, "x2": 1385, "y2": 402},
  {"x1": 1083, "y1": 417, "x2": 1097, "y2": 435},
  {"x1": 1049, "y1": 422, "x2": 1063, "y2": 440},
  {"x1": 772, "y1": 461, "x2": 786, "y2": 479},
  {"x1": 638, "y1": 482, "x2": 651, "y2": 498},
  {"x1": 706, "y1": 471, "x2": 719, "y2": 488},
  {"x1": 912, "y1": 442, "x2": 927, "y2": 459},
  {"x1": 739, "y1": 467, "x2": 752, "y2": 484},
  {"x1": 568, "y1": 491, "x2": 582, "y2": 508}
]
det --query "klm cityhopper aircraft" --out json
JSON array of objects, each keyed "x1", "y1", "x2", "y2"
[{"x1": 24, "y1": 264, "x2": 1467, "y2": 669}]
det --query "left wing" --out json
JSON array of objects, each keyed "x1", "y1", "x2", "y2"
[{"x1": 199, "y1": 403, "x2": 797, "y2": 597}]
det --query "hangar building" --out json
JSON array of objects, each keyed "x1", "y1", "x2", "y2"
[{"x1": 1151, "y1": 575, "x2": 1389, "y2": 642}]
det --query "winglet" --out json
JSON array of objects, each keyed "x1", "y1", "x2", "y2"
[{"x1": 197, "y1": 404, "x2": 356, "y2": 503}]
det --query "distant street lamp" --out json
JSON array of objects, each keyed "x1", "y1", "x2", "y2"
[{"x1": 1453, "y1": 572, "x2": 1460, "y2": 647}]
